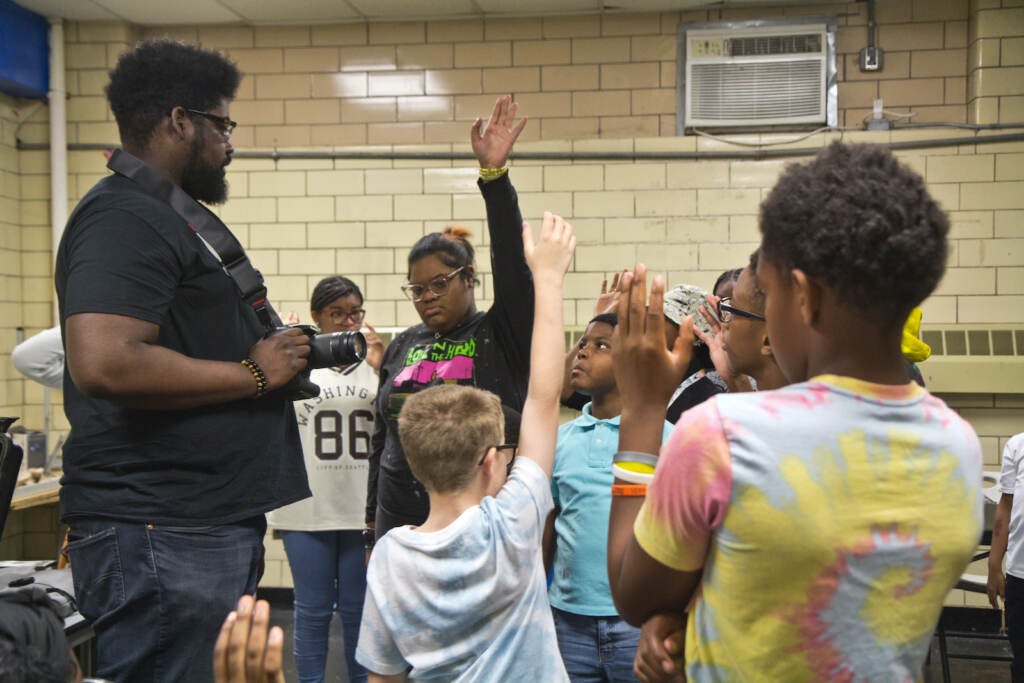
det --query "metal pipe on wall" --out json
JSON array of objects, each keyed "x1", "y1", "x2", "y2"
[
  {"x1": 48, "y1": 17, "x2": 67, "y2": 294},
  {"x1": 19, "y1": 130, "x2": 1024, "y2": 162},
  {"x1": 46, "y1": 17, "x2": 67, "y2": 446}
]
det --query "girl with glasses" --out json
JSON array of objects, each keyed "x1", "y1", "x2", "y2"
[
  {"x1": 267, "y1": 275, "x2": 384, "y2": 683},
  {"x1": 368, "y1": 95, "x2": 535, "y2": 541}
]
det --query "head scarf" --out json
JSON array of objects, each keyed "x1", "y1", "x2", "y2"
[{"x1": 663, "y1": 284, "x2": 714, "y2": 339}]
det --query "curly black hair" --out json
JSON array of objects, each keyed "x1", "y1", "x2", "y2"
[
  {"x1": 106, "y1": 39, "x2": 241, "y2": 150},
  {"x1": 758, "y1": 142, "x2": 948, "y2": 326}
]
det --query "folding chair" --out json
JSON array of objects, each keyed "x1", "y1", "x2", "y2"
[{"x1": 933, "y1": 471, "x2": 1012, "y2": 682}]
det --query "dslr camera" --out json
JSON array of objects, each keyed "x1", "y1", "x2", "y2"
[{"x1": 272, "y1": 324, "x2": 366, "y2": 400}]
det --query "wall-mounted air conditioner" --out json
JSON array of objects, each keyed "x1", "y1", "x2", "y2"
[{"x1": 681, "y1": 21, "x2": 836, "y2": 130}]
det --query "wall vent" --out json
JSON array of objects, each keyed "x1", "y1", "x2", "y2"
[
  {"x1": 920, "y1": 328, "x2": 1024, "y2": 357},
  {"x1": 682, "y1": 22, "x2": 834, "y2": 129}
]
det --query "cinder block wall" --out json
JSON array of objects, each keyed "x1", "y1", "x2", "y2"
[
  {"x1": 0, "y1": 95, "x2": 24, "y2": 424},
  {"x1": 2, "y1": 0, "x2": 1023, "y2": 588}
]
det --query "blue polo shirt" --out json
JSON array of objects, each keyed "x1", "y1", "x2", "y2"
[{"x1": 549, "y1": 403, "x2": 674, "y2": 616}]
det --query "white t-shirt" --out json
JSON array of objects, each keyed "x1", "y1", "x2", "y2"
[
  {"x1": 999, "y1": 432, "x2": 1024, "y2": 578},
  {"x1": 11, "y1": 325, "x2": 64, "y2": 390},
  {"x1": 356, "y1": 457, "x2": 569, "y2": 682},
  {"x1": 267, "y1": 362, "x2": 377, "y2": 531}
]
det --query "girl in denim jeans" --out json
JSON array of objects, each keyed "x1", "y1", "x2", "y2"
[{"x1": 268, "y1": 276, "x2": 384, "y2": 683}]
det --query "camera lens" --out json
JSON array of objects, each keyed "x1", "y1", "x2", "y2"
[{"x1": 307, "y1": 330, "x2": 367, "y2": 369}]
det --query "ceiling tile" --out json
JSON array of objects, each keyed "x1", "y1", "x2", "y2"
[
  {"x1": 219, "y1": 0, "x2": 362, "y2": 24},
  {"x1": 13, "y1": 0, "x2": 123, "y2": 21},
  {"x1": 95, "y1": 0, "x2": 241, "y2": 24},
  {"x1": 347, "y1": 0, "x2": 478, "y2": 19},
  {"x1": 13, "y1": 0, "x2": 853, "y2": 27}
]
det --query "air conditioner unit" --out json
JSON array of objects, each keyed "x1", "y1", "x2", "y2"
[{"x1": 684, "y1": 23, "x2": 830, "y2": 129}]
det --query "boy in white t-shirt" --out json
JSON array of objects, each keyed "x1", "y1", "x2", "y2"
[
  {"x1": 988, "y1": 432, "x2": 1024, "y2": 681},
  {"x1": 355, "y1": 212, "x2": 575, "y2": 683}
]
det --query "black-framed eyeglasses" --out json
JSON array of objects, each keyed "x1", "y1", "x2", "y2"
[
  {"x1": 717, "y1": 297, "x2": 766, "y2": 323},
  {"x1": 401, "y1": 266, "x2": 465, "y2": 302},
  {"x1": 185, "y1": 109, "x2": 237, "y2": 138},
  {"x1": 477, "y1": 443, "x2": 517, "y2": 476},
  {"x1": 324, "y1": 308, "x2": 366, "y2": 324}
]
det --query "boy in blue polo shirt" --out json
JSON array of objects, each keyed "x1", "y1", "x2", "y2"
[{"x1": 544, "y1": 312, "x2": 673, "y2": 682}]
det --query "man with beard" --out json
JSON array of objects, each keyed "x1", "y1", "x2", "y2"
[{"x1": 54, "y1": 40, "x2": 311, "y2": 683}]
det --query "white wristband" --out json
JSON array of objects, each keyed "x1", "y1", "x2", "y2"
[{"x1": 612, "y1": 463, "x2": 655, "y2": 485}]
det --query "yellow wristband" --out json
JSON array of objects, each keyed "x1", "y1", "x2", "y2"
[{"x1": 478, "y1": 166, "x2": 508, "y2": 182}]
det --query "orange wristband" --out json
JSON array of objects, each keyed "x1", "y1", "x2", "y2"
[{"x1": 611, "y1": 484, "x2": 647, "y2": 497}]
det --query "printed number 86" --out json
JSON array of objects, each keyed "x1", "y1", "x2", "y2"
[{"x1": 313, "y1": 409, "x2": 373, "y2": 460}]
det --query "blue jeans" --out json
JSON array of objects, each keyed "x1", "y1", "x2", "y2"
[
  {"x1": 552, "y1": 607, "x2": 641, "y2": 683},
  {"x1": 281, "y1": 530, "x2": 367, "y2": 683},
  {"x1": 66, "y1": 517, "x2": 264, "y2": 683}
]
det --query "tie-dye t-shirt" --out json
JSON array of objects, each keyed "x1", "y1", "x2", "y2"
[
  {"x1": 356, "y1": 457, "x2": 569, "y2": 682},
  {"x1": 633, "y1": 375, "x2": 983, "y2": 682}
]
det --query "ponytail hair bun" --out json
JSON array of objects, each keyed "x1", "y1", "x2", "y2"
[
  {"x1": 408, "y1": 225, "x2": 477, "y2": 280},
  {"x1": 443, "y1": 224, "x2": 473, "y2": 242}
]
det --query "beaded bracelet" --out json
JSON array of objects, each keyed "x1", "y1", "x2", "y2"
[
  {"x1": 240, "y1": 357, "x2": 268, "y2": 398},
  {"x1": 611, "y1": 484, "x2": 648, "y2": 497},
  {"x1": 478, "y1": 166, "x2": 508, "y2": 182}
]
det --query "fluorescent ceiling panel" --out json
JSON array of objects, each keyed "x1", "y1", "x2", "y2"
[
  {"x1": 602, "y1": 0, "x2": 704, "y2": 9},
  {"x1": 473, "y1": 0, "x2": 600, "y2": 14},
  {"x1": 220, "y1": 0, "x2": 362, "y2": 24},
  {"x1": 346, "y1": 0, "x2": 479, "y2": 18}
]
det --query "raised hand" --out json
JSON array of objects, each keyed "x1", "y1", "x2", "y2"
[
  {"x1": 693, "y1": 295, "x2": 733, "y2": 381},
  {"x1": 613, "y1": 265, "x2": 694, "y2": 414},
  {"x1": 471, "y1": 95, "x2": 528, "y2": 170},
  {"x1": 522, "y1": 212, "x2": 575, "y2": 283},
  {"x1": 361, "y1": 322, "x2": 386, "y2": 371},
  {"x1": 595, "y1": 270, "x2": 627, "y2": 316}
]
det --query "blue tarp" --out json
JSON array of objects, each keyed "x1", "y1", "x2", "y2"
[{"x1": 0, "y1": 0, "x2": 49, "y2": 100}]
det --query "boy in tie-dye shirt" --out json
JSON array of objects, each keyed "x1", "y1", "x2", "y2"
[{"x1": 606, "y1": 143, "x2": 983, "y2": 682}]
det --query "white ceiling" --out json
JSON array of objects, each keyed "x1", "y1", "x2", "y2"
[{"x1": 12, "y1": 0, "x2": 849, "y2": 26}]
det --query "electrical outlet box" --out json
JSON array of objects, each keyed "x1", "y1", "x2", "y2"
[{"x1": 859, "y1": 46, "x2": 883, "y2": 72}]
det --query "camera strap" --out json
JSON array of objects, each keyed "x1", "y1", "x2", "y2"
[{"x1": 106, "y1": 149, "x2": 281, "y2": 331}]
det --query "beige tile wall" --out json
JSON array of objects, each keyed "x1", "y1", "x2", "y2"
[
  {"x1": 0, "y1": 505, "x2": 61, "y2": 562},
  {"x1": 5, "y1": 2, "x2": 1024, "y2": 583},
  {"x1": 0, "y1": 94, "x2": 24, "y2": 424},
  {"x1": 969, "y1": 0, "x2": 1024, "y2": 123},
  {"x1": 156, "y1": 136, "x2": 1024, "y2": 332}
]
